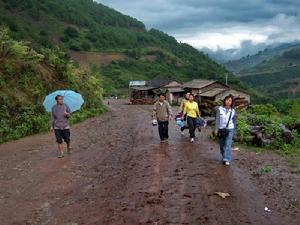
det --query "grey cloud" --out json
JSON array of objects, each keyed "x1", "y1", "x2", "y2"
[
  {"x1": 96, "y1": 0, "x2": 300, "y2": 57},
  {"x1": 202, "y1": 40, "x2": 269, "y2": 62},
  {"x1": 98, "y1": 0, "x2": 300, "y2": 31}
]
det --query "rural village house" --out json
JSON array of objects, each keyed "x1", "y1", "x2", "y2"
[{"x1": 129, "y1": 78, "x2": 250, "y2": 114}]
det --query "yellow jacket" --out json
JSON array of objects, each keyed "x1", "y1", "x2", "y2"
[{"x1": 184, "y1": 101, "x2": 199, "y2": 118}]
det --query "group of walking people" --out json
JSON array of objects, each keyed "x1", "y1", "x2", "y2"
[
  {"x1": 50, "y1": 92, "x2": 236, "y2": 166},
  {"x1": 152, "y1": 92, "x2": 236, "y2": 166}
]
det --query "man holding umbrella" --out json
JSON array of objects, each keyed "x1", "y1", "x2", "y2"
[
  {"x1": 44, "y1": 90, "x2": 84, "y2": 158},
  {"x1": 50, "y1": 95, "x2": 72, "y2": 158}
]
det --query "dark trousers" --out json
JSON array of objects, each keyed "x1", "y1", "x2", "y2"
[
  {"x1": 187, "y1": 116, "x2": 197, "y2": 138},
  {"x1": 158, "y1": 121, "x2": 169, "y2": 140},
  {"x1": 54, "y1": 129, "x2": 70, "y2": 144}
]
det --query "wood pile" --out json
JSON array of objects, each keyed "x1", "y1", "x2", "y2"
[
  {"x1": 234, "y1": 97, "x2": 250, "y2": 110},
  {"x1": 199, "y1": 97, "x2": 250, "y2": 116}
]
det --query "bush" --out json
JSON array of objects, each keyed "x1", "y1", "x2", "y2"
[
  {"x1": 81, "y1": 41, "x2": 91, "y2": 51},
  {"x1": 0, "y1": 29, "x2": 105, "y2": 143},
  {"x1": 236, "y1": 115, "x2": 251, "y2": 143},
  {"x1": 236, "y1": 102, "x2": 300, "y2": 154},
  {"x1": 69, "y1": 41, "x2": 82, "y2": 51},
  {"x1": 248, "y1": 104, "x2": 279, "y2": 116},
  {"x1": 64, "y1": 27, "x2": 79, "y2": 38}
]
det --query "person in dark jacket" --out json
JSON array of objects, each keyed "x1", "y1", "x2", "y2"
[{"x1": 50, "y1": 95, "x2": 71, "y2": 158}]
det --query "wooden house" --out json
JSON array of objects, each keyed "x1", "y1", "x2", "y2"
[
  {"x1": 129, "y1": 80, "x2": 156, "y2": 104},
  {"x1": 183, "y1": 79, "x2": 229, "y2": 96}
]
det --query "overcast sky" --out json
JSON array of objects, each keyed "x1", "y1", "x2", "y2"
[{"x1": 96, "y1": 0, "x2": 300, "y2": 53}]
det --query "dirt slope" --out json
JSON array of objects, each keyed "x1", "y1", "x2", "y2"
[{"x1": 68, "y1": 51, "x2": 127, "y2": 66}]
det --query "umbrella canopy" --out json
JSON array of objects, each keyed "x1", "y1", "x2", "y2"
[{"x1": 43, "y1": 90, "x2": 84, "y2": 112}]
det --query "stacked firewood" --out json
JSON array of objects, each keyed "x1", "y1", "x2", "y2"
[
  {"x1": 234, "y1": 97, "x2": 250, "y2": 111},
  {"x1": 199, "y1": 97, "x2": 250, "y2": 116},
  {"x1": 198, "y1": 100, "x2": 215, "y2": 116}
]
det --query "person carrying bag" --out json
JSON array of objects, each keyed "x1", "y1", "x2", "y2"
[
  {"x1": 217, "y1": 110, "x2": 232, "y2": 138},
  {"x1": 215, "y1": 95, "x2": 236, "y2": 166},
  {"x1": 183, "y1": 94, "x2": 200, "y2": 143}
]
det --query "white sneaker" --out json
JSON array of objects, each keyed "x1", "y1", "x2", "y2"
[
  {"x1": 181, "y1": 131, "x2": 184, "y2": 135},
  {"x1": 190, "y1": 138, "x2": 194, "y2": 143},
  {"x1": 224, "y1": 161, "x2": 230, "y2": 166}
]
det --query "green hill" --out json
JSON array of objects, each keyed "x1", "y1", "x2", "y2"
[
  {"x1": 0, "y1": 0, "x2": 254, "y2": 143},
  {"x1": 224, "y1": 43, "x2": 300, "y2": 75},
  {"x1": 0, "y1": 0, "x2": 244, "y2": 95},
  {"x1": 0, "y1": 28, "x2": 105, "y2": 143},
  {"x1": 240, "y1": 47, "x2": 300, "y2": 99}
]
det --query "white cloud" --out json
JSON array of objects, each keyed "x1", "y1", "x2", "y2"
[{"x1": 176, "y1": 28, "x2": 269, "y2": 50}]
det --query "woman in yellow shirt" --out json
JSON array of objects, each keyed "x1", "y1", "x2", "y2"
[{"x1": 183, "y1": 94, "x2": 200, "y2": 143}]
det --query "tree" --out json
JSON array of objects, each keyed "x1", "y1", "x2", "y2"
[{"x1": 64, "y1": 27, "x2": 79, "y2": 38}]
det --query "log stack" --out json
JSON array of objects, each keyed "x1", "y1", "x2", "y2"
[
  {"x1": 199, "y1": 97, "x2": 250, "y2": 116},
  {"x1": 234, "y1": 97, "x2": 250, "y2": 111}
]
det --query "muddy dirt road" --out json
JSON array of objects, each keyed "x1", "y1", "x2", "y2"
[{"x1": 0, "y1": 100, "x2": 299, "y2": 225}]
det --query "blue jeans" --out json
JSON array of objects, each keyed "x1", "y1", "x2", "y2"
[{"x1": 218, "y1": 129, "x2": 234, "y2": 162}]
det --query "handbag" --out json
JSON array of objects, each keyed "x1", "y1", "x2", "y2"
[
  {"x1": 196, "y1": 117, "x2": 207, "y2": 127},
  {"x1": 217, "y1": 109, "x2": 233, "y2": 138},
  {"x1": 217, "y1": 128, "x2": 229, "y2": 138}
]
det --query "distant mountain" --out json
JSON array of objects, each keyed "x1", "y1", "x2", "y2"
[
  {"x1": 223, "y1": 42, "x2": 300, "y2": 74},
  {"x1": 202, "y1": 41, "x2": 268, "y2": 64},
  {"x1": 238, "y1": 47, "x2": 300, "y2": 99},
  {"x1": 201, "y1": 47, "x2": 239, "y2": 63}
]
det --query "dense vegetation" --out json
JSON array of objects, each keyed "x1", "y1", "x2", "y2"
[
  {"x1": 0, "y1": 28, "x2": 105, "y2": 143},
  {"x1": 236, "y1": 102, "x2": 300, "y2": 155},
  {"x1": 100, "y1": 44, "x2": 243, "y2": 95},
  {"x1": 0, "y1": 0, "x2": 243, "y2": 96},
  {"x1": 224, "y1": 42, "x2": 300, "y2": 100},
  {"x1": 0, "y1": 0, "x2": 247, "y2": 143},
  {"x1": 240, "y1": 48, "x2": 300, "y2": 99},
  {"x1": 224, "y1": 42, "x2": 300, "y2": 74}
]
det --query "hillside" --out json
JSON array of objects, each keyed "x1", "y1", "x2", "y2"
[
  {"x1": 224, "y1": 42, "x2": 300, "y2": 74},
  {"x1": 0, "y1": 0, "x2": 244, "y2": 95},
  {"x1": 0, "y1": 28, "x2": 105, "y2": 143},
  {"x1": 239, "y1": 47, "x2": 300, "y2": 99}
]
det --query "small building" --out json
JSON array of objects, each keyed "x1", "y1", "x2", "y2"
[
  {"x1": 129, "y1": 80, "x2": 156, "y2": 104},
  {"x1": 183, "y1": 79, "x2": 229, "y2": 96},
  {"x1": 200, "y1": 88, "x2": 250, "y2": 103},
  {"x1": 148, "y1": 77, "x2": 185, "y2": 105},
  {"x1": 129, "y1": 77, "x2": 186, "y2": 105},
  {"x1": 129, "y1": 81, "x2": 146, "y2": 87},
  {"x1": 162, "y1": 81, "x2": 185, "y2": 105},
  {"x1": 183, "y1": 79, "x2": 250, "y2": 115},
  {"x1": 129, "y1": 78, "x2": 250, "y2": 107}
]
